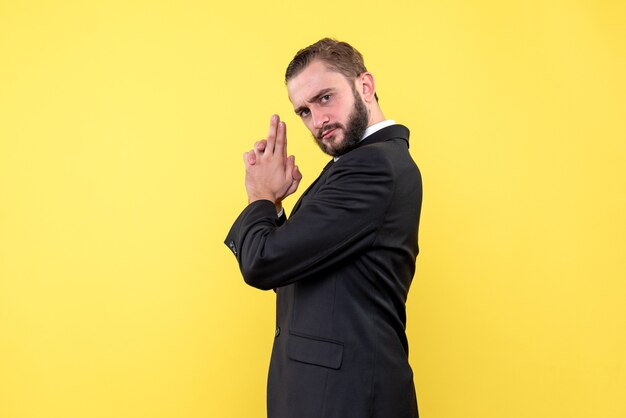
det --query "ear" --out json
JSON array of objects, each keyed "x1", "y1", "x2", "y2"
[{"x1": 356, "y1": 72, "x2": 376, "y2": 103}]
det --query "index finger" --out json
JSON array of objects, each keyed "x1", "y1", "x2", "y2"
[
  {"x1": 265, "y1": 114, "x2": 279, "y2": 155},
  {"x1": 275, "y1": 120, "x2": 287, "y2": 158}
]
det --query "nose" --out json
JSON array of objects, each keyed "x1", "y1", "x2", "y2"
[{"x1": 311, "y1": 109, "x2": 329, "y2": 130}]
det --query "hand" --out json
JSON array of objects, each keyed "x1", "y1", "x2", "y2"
[
  {"x1": 243, "y1": 115, "x2": 302, "y2": 210},
  {"x1": 247, "y1": 139, "x2": 302, "y2": 198}
]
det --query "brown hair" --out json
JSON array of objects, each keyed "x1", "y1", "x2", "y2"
[
  {"x1": 285, "y1": 38, "x2": 368, "y2": 83},
  {"x1": 285, "y1": 38, "x2": 378, "y2": 101}
]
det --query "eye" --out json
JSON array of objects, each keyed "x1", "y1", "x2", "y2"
[
  {"x1": 298, "y1": 108, "x2": 310, "y2": 118},
  {"x1": 320, "y1": 94, "x2": 331, "y2": 104}
]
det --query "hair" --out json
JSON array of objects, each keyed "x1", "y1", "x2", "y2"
[{"x1": 285, "y1": 38, "x2": 378, "y2": 101}]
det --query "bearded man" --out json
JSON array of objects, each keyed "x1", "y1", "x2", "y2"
[{"x1": 225, "y1": 38, "x2": 422, "y2": 418}]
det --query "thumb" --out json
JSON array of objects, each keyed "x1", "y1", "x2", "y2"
[
  {"x1": 292, "y1": 164, "x2": 302, "y2": 181},
  {"x1": 287, "y1": 155, "x2": 302, "y2": 180},
  {"x1": 285, "y1": 155, "x2": 295, "y2": 174}
]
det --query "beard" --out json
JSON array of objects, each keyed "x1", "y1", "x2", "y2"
[{"x1": 313, "y1": 88, "x2": 369, "y2": 157}]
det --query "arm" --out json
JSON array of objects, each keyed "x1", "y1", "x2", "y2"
[{"x1": 227, "y1": 146, "x2": 396, "y2": 290}]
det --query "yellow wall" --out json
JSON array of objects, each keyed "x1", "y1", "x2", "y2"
[{"x1": 1, "y1": 1, "x2": 624, "y2": 417}]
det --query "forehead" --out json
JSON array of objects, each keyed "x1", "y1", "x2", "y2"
[{"x1": 287, "y1": 60, "x2": 352, "y2": 105}]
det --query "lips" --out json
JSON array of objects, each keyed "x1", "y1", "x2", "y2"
[
  {"x1": 317, "y1": 123, "x2": 344, "y2": 141},
  {"x1": 322, "y1": 128, "x2": 336, "y2": 140}
]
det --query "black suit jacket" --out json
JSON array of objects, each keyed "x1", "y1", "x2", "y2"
[{"x1": 225, "y1": 125, "x2": 422, "y2": 418}]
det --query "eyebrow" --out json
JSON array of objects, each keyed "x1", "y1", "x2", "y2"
[{"x1": 294, "y1": 88, "x2": 334, "y2": 115}]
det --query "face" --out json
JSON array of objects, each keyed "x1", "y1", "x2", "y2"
[{"x1": 287, "y1": 60, "x2": 370, "y2": 157}]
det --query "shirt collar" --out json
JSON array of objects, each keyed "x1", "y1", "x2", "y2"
[
  {"x1": 362, "y1": 119, "x2": 396, "y2": 139},
  {"x1": 334, "y1": 120, "x2": 396, "y2": 161}
]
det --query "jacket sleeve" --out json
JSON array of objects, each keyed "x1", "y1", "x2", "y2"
[{"x1": 224, "y1": 146, "x2": 395, "y2": 290}]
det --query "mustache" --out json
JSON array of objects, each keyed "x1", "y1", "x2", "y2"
[{"x1": 316, "y1": 123, "x2": 344, "y2": 140}]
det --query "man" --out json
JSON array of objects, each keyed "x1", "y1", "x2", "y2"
[{"x1": 225, "y1": 38, "x2": 422, "y2": 418}]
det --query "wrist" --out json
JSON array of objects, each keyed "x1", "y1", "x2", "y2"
[
  {"x1": 248, "y1": 195, "x2": 276, "y2": 206},
  {"x1": 274, "y1": 200, "x2": 283, "y2": 214}
]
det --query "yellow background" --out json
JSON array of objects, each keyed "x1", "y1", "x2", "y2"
[{"x1": 1, "y1": 1, "x2": 624, "y2": 417}]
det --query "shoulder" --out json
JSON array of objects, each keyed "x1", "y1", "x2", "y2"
[
  {"x1": 333, "y1": 135, "x2": 410, "y2": 175},
  {"x1": 330, "y1": 143, "x2": 396, "y2": 181}
]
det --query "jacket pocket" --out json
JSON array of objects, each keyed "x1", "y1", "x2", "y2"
[{"x1": 287, "y1": 331, "x2": 344, "y2": 370}]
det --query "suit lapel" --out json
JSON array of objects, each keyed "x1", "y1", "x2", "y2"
[
  {"x1": 289, "y1": 124, "x2": 410, "y2": 216},
  {"x1": 291, "y1": 159, "x2": 334, "y2": 215}
]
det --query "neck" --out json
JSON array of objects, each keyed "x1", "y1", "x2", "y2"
[{"x1": 368, "y1": 104, "x2": 385, "y2": 127}]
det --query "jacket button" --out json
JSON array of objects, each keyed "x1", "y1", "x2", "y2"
[
  {"x1": 228, "y1": 241, "x2": 237, "y2": 256},
  {"x1": 275, "y1": 327, "x2": 280, "y2": 337}
]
